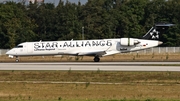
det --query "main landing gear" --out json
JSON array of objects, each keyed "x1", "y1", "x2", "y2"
[{"x1": 94, "y1": 56, "x2": 100, "y2": 62}]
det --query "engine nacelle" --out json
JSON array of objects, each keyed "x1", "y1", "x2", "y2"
[{"x1": 120, "y1": 38, "x2": 140, "y2": 46}]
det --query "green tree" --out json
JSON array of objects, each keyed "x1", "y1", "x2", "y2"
[
  {"x1": 0, "y1": 2, "x2": 37, "y2": 48},
  {"x1": 55, "y1": 0, "x2": 83, "y2": 40},
  {"x1": 27, "y1": 2, "x2": 56, "y2": 41},
  {"x1": 0, "y1": 0, "x2": 180, "y2": 48},
  {"x1": 160, "y1": 0, "x2": 180, "y2": 46},
  {"x1": 81, "y1": 0, "x2": 118, "y2": 39},
  {"x1": 117, "y1": 0, "x2": 148, "y2": 38}
]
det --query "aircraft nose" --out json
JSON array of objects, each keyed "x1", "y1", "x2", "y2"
[
  {"x1": 6, "y1": 50, "x2": 14, "y2": 58},
  {"x1": 6, "y1": 50, "x2": 10, "y2": 55},
  {"x1": 158, "y1": 41, "x2": 163, "y2": 45},
  {"x1": 6, "y1": 49, "x2": 13, "y2": 55}
]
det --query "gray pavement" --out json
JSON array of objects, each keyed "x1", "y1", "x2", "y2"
[{"x1": 0, "y1": 62, "x2": 180, "y2": 71}]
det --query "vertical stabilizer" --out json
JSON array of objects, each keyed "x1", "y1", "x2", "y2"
[{"x1": 142, "y1": 23, "x2": 174, "y2": 40}]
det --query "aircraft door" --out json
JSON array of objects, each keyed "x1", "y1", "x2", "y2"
[{"x1": 27, "y1": 43, "x2": 33, "y2": 53}]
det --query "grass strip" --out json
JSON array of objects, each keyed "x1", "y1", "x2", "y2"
[{"x1": 0, "y1": 71, "x2": 180, "y2": 100}]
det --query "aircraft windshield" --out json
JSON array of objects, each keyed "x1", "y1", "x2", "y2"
[{"x1": 16, "y1": 45, "x2": 23, "y2": 48}]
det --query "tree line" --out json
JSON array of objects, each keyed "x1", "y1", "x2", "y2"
[{"x1": 0, "y1": 0, "x2": 180, "y2": 49}]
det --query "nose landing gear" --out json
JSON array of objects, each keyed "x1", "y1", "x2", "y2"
[{"x1": 15, "y1": 56, "x2": 19, "y2": 62}]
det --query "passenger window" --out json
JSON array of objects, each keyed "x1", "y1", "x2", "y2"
[{"x1": 16, "y1": 45, "x2": 23, "y2": 48}]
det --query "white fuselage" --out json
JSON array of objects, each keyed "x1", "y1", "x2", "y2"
[{"x1": 6, "y1": 38, "x2": 162, "y2": 57}]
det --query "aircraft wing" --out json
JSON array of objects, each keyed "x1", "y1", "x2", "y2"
[{"x1": 78, "y1": 51, "x2": 106, "y2": 56}]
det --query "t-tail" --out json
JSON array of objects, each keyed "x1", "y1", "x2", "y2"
[{"x1": 142, "y1": 23, "x2": 174, "y2": 40}]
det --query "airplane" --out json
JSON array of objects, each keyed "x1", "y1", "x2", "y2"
[{"x1": 6, "y1": 23, "x2": 174, "y2": 62}]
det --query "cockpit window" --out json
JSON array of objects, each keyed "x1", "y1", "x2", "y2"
[{"x1": 16, "y1": 45, "x2": 23, "y2": 48}]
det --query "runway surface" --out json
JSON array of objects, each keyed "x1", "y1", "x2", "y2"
[{"x1": 1, "y1": 62, "x2": 180, "y2": 71}]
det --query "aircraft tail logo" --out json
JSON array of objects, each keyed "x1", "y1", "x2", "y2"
[
  {"x1": 142, "y1": 23, "x2": 174, "y2": 40},
  {"x1": 150, "y1": 28, "x2": 159, "y2": 39}
]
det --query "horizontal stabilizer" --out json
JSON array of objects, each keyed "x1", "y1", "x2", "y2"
[{"x1": 155, "y1": 23, "x2": 174, "y2": 27}]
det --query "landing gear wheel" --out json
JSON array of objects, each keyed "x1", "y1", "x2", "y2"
[
  {"x1": 15, "y1": 59, "x2": 19, "y2": 62},
  {"x1": 15, "y1": 56, "x2": 19, "y2": 62},
  {"x1": 94, "y1": 57, "x2": 100, "y2": 62}
]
